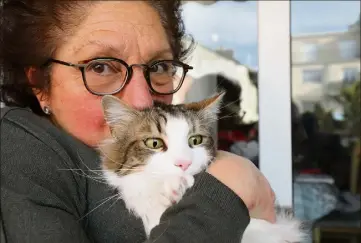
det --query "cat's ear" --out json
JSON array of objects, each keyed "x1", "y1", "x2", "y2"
[
  {"x1": 101, "y1": 95, "x2": 138, "y2": 126},
  {"x1": 184, "y1": 91, "x2": 225, "y2": 118},
  {"x1": 201, "y1": 91, "x2": 225, "y2": 116}
]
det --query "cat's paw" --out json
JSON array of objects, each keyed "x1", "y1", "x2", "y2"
[{"x1": 161, "y1": 175, "x2": 194, "y2": 205}]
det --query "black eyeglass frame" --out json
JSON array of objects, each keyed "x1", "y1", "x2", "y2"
[{"x1": 42, "y1": 57, "x2": 193, "y2": 96}]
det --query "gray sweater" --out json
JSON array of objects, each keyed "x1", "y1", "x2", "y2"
[{"x1": 0, "y1": 106, "x2": 250, "y2": 243}]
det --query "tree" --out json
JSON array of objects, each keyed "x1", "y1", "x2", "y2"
[
  {"x1": 331, "y1": 80, "x2": 361, "y2": 138},
  {"x1": 313, "y1": 102, "x2": 336, "y2": 133}
]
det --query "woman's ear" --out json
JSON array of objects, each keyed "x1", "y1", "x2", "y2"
[{"x1": 25, "y1": 66, "x2": 49, "y2": 108}]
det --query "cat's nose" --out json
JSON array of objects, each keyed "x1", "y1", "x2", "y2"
[{"x1": 175, "y1": 160, "x2": 192, "y2": 171}]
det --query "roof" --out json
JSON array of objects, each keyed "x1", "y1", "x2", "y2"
[
  {"x1": 182, "y1": 36, "x2": 256, "y2": 72},
  {"x1": 292, "y1": 29, "x2": 359, "y2": 39}
]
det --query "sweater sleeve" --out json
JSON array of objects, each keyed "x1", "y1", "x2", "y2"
[
  {"x1": 1, "y1": 119, "x2": 91, "y2": 243},
  {"x1": 146, "y1": 172, "x2": 250, "y2": 243}
]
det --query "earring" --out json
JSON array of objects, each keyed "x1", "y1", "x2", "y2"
[{"x1": 43, "y1": 106, "x2": 51, "y2": 115}]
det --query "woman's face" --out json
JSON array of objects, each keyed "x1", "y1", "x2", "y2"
[{"x1": 36, "y1": 1, "x2": 173, "y2": 147}]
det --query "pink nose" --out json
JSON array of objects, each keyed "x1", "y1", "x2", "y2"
[{"x1": 175, "y1": 160, "x2": 192, "y2": 171}]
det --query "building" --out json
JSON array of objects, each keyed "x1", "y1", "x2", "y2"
[
  {"x1": 291, "y1": 26, "x2": 360, "y2": 114},
  {"x1": 173, "y1": 38, "x2": 259, "y2": 125}
]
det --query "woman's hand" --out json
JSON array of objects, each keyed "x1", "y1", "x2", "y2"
[{"x1": 207, "y1": 150, "x2": 276, "y2": 223}]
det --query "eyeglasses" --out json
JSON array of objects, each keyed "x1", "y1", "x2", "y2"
[{"x1": 42, "y1": 57, "x2": 193, "y2": 96}]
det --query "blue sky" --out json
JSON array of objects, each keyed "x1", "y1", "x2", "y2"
[{"x1": 182, "y1": 1, "x2": 360, "y2": 70}]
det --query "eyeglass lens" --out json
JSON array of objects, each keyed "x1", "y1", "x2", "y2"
[{"x1": 84, "y1": 59, "x2": 185, "y2": 95}]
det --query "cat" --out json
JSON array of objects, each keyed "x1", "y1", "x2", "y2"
[{"x1": 97, "y1": 93, "x2": 307, "y2": 243}]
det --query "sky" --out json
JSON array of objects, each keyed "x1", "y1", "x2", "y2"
[{"x1": 181, "y1": 1, "x2": 360, "y2": 70}]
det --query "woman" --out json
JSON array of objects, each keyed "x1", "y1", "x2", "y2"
[{"x1": 0, "y1": 1, "x2": 275, "y2": 242}]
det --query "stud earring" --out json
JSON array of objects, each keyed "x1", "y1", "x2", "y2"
[{"x1": 43, "y1": 106, "x2": 51, "y2": 115}]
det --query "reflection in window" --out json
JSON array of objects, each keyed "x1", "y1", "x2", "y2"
[
  {"x1": 179, "y1": 1, "x2": 260, "y2": 166},
  {"x1": 291, "y1": 1, "x2": 360, "y2": 241},
  {"x1": 303, "y1": 43, "x2": 318, "y2": 62},
  {"x1": 338, "y1": 40, "x2": 357, "y2": 59},
  {"x1": 342, "y1": 67, "x2": 360, "y2": 84},
  {"x1": 301, "y1": 101, "x2": 315, "y2": 112},
  {"x1": 302, "y1": 69, "x2": 323, "y2": 83}
]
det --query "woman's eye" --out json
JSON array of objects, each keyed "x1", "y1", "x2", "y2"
[
  {"x1": 151, "y1": 63, "x2": 176, "y2": 75},
  {"x1": 88, "y1": 62, "x2": 115, "y2": 75},
  {"x1": 188, "y1": 135, "x2": 203, "y2": 147},
  {"x1": 151, "y1": 64, "x2": 166, "y2": 73}
]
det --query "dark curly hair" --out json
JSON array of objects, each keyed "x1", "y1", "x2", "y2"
[{"x1": 0, "y1": 0, "x2": 194, "y2": 115}]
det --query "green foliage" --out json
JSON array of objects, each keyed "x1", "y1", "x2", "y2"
[
  {"x1": 331, "y1": 80, "x2": 360, "y2": 137},
  {"x1": 315, "y1": 80, "x2": 360, "y2": 138},
  {"x1": 341, "y1": 80, "x2": 360, "y2": 136},
  {"x1": 313, "y1": 102, "x2": 336, "y2": 133}
]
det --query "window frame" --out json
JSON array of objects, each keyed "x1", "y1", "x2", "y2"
[
  {"x1": 302, "y1": 68, "x2": 324, "y2": 83},
  {"x1": 342, "y1": 67, "x2": 360, "y2": 84},
  {"x1": 338, "y1": 39, "x2": 357, "y2": 60},
  {"x1": 258, "y1": 1, "x2": 293, "y2": 208}
]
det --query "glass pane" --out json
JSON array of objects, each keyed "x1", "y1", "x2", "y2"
[
  {"x1": 291, "y1": 0, "x2": 360, "y2": 233},
  {"x1": 178, "y1": 1, "x2": 260, "y2": 166}
]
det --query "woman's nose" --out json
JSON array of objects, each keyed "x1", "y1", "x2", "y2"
[{"x1": 116, "y1": 69, "x2": 153, "y2": 109}]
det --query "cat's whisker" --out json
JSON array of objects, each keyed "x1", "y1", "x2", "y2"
[
  {"x1": 98, "y1": 146, "x2": 123, "y2": 165},
  {"x1": 104, "y1": 195, "x2": 122, "y2": 212},
  {"x1": 219, "y1": 108, "x2": 246, "y2": 120},
  {"x1": 218, "y1": 98, "x2": 241, "y2": 110},
  {"x1": 214, "y1": 76, "x2": 227, "y2": 92},
  {"x1": 76, "y1": 151, "x2": 104, "y2": 176},
  {"x1": 58, "y1": 169, "x2": 106, "y2": 179},
  {"x1": 58, "y1": 168, "x2": 105, "y2": 172},
  {"x1": 93, "y1": 193, "x2": 118, "y2": 205},
  {"x1": 99, "y1": 149, "x2": 151, "y2": 172},
  {"x1": 217, "y1": 113, "x2": 241, "y2": 120},
  {"x1": 218, "y1": 116, "x2": 235, "y2": 121},
  {"x1": 113, "y1": 168, "x2": 165, "y2": 175},
  {"x1": 114, "y1": 168, "x2": 145, "y2": 172},
  {"x1": 59, "y1": 168, "x2": 108, "y2": 184},
  {"x1": 73, "y1": 172, "x2": 107, "y2": 184},
  {"x1": 78, "y1": 194, "x2": 118, "y2": 221}
]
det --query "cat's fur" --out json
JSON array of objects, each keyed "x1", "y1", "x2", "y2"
[{"x1": 98, "y1": 93, "x2": 307, "y2": 243}]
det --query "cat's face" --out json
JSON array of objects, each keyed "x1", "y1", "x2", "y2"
[{"x1": 98, "y1": 93, "x2": 224, "y2": 178}]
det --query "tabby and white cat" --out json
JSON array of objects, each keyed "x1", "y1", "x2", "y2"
[{"x1": 98, "y1": 93, "x2": 306, "y2": 243}]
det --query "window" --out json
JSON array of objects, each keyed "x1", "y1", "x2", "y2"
[
  {"x1": 291, "y1": 1, "x2": 361, "y2": 227},
  {"x1": 338, "y1": 40, "x2": 357, "y2": 59},
  {"x1": 303, "y1": 43, "x2": 318, "y2": 62},
  {"x1": 180, "y1": 0, "x2": 260, "y2": 162},
  {"x1": 343, "y1": 67, "x2": 360, "y2": 84},
  {"x1": 302, "y1": 69, "x2": 323, "y2": 83}
]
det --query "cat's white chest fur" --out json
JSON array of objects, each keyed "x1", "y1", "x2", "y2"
[
  {"x1": 241, "y1": 216, "x2": 306, "y2": 243},
  {"x1": 103, "y1": 170, "x2": 195, "y2": 236}
]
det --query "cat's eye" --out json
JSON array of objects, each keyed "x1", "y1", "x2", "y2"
[
  {"x1": 188, "y1": 135, "x2": 203, "y2": 147},
  {"x1": 144, "y1": 138, "x2": 165, "y2": 150}
]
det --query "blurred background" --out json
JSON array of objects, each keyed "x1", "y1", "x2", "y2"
[{"x1": 177, "y1": 1, "x2": 360, "y2": 243}]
